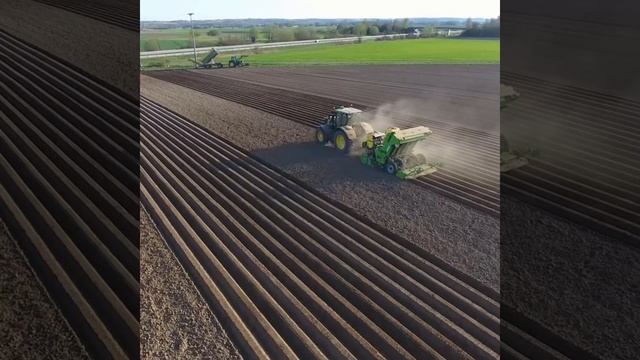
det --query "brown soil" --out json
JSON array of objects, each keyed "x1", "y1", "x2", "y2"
[
  {"x1": 140, "y1": 208, "x2": 242, "y2": 360},
  {"x1": 192, "y1": 64, "x2": 500, "y2": 133},
  {"x1": 0, "y1": 0, "x2": 138, "y2": 97},
  {"x1": 502, "y1": 195, "x2": 640, "y2": 360},
  {"x1": 0, "y1": 219, "x2": 89, "y2": 359},
  {"x1": 141, "y1": 74, "x2": 500, "y2": 291},
  {"x1": 502, "y1": 12, "x2": 640, "y2": 98}
]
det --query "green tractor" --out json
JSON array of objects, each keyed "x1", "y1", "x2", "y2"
[
  {"x1": 228, "y1": 55, "x2": 249, "y2": 68},
  {"x1": 360, "y1": 126, "x2": 438, "y2": 179},
  {"x1": 315, "y1": 106, "x2": 372, "y2": 153},
  {"x1": 500, "y1": 84, "x2": 529, "y2": 172}
]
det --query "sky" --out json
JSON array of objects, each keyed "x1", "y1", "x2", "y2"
[{"x1": 140, "y1": 0, "x2": 499, "y2": 21}]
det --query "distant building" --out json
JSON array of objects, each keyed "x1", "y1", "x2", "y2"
[{"x1": 405, "y1": 27, "x2": 422, "y2": 38}]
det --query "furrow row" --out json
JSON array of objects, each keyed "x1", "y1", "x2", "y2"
[
  {"x1": 141, "y1": 97, "x2": 579, "y2": 359},
  {"x1": 34, "y1": 0, "x2": 139, "y2": 32},
  {"x1": 501, "y1": 72, "x2": 640, "y2": 246},
  {"x1": 147, "y1": 70, "x2": 500, "y2": 215},
  {"x1": 0, "y1": 29, "x2": 139, "y2": 358}
]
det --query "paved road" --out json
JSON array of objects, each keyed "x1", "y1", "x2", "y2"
[{"x1": 140, "y1": 34, "x2": 408, "y2": 59}]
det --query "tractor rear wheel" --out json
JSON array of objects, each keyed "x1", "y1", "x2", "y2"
[{"x1": 333, "y1": 131, "x2": 352, "y2": 153}]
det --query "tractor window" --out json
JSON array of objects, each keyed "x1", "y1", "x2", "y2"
[
  {"x1": 337, "y1": 113, "x2": 349, "y2": 127},
  {"x1": 328, "y1": 114, "x2": 337, "y2": 127}
]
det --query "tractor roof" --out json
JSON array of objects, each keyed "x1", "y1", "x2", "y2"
[
  {"x1": 392, "y1": 126, "x2": 432, "y2": 143},
  {"x1": 335, "y1": 107, "x2": 363, "y2": 114}
]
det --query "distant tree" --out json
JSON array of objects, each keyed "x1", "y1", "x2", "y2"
[
  {"x1": 422, "y1": 26, "x2": 436, "y2": 37},
  {"x1": 355, "y1": 21, "x2": 368, "y2": 36},
  {"x1": 391, "y1": 19, "x2": 400, "y2": 32},
  {"x1": 379, "y1": 22, "x2": 392, "y2": 34},
  {"x1": 485, "y1": 18, "x2": 499, "y2": 27},
  {"x1": 206, "y1": 29, "x2": 219, "y2": 36},
  {"x1": 460, "y1": 18, "x2": 500, "y2": 37},
  {"x1": 367, "y1": 26, "x2": 380, "y2": 36},
  {"x1": 271, "y1": 27, "x2": 295, "y2": 42},
  {"x1": 401, "y1": 18, "x2": 409, "y2": 31},
  {"x1": 325, "y1": 27, "x2": 338, "y2": 38},
  {"x1": 294, "y1": 27, "x2": 318, "y2": 40},
  {"x1": 337, "y1": 24, "x2": 355, "y2": 35},
  {"x1": 465, "y1": 17, "x2": 473, "y2": 29},
  {"x1": 193, "y1": 31, "x2": 202, "y2": 37},
  {"x1": 249, "y1": 27, "x2": 258, "y2": 43},
  {"x1": 266, "y1": 25, "x2": 277, "y2": 41}
]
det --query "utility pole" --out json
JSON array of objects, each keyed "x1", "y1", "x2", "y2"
[{"x1": 188, "y1": 12, "x2": 197, "y2": 68}]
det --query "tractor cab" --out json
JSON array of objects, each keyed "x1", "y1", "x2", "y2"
[{"x1": 327, "y1": 107, "x2": 362, "y2": 128}]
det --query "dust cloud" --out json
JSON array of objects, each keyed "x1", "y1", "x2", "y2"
[{"x1": 354, "y1": 99, "x2": 499, "y2": 178}]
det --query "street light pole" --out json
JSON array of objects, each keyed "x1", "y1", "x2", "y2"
[{"x1": 188, "y1": 12, "x2": 197, "y2": 68}]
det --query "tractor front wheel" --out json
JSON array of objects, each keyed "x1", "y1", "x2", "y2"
[
  {"x1": 333, "y1": 131, "x2": 352, "y2": 154},
  {"x1": 316, "y1": 128, "x2": 329, "y2": 144}
]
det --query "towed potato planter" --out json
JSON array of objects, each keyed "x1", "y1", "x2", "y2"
[
  {"x1": 316, "y1": 106, "x2": 437, "y2": 179},
  {"x1": 360, "y1": 126, "x2": 438, "y2": 179}
]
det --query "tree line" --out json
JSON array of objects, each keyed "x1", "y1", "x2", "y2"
[
  {"x1": 335, "y1": 18, "x2": 411, "y2": 36},
  {"x1": 196, "y1": 18, "x2": 417, "y2": 45},
  {"x1": 460, "y1": 17, "x2": 500, "y2": 37},
  {"x1": 172, "y1": 16, "x2": 498, "y2": 48}
]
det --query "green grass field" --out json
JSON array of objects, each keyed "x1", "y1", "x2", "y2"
[
  {"x1": 141, "y1": 38, "x2": 499, "y2": 69},
  {"x1": 250, "y1": 38, "x2": 499, "y2": 65}
]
